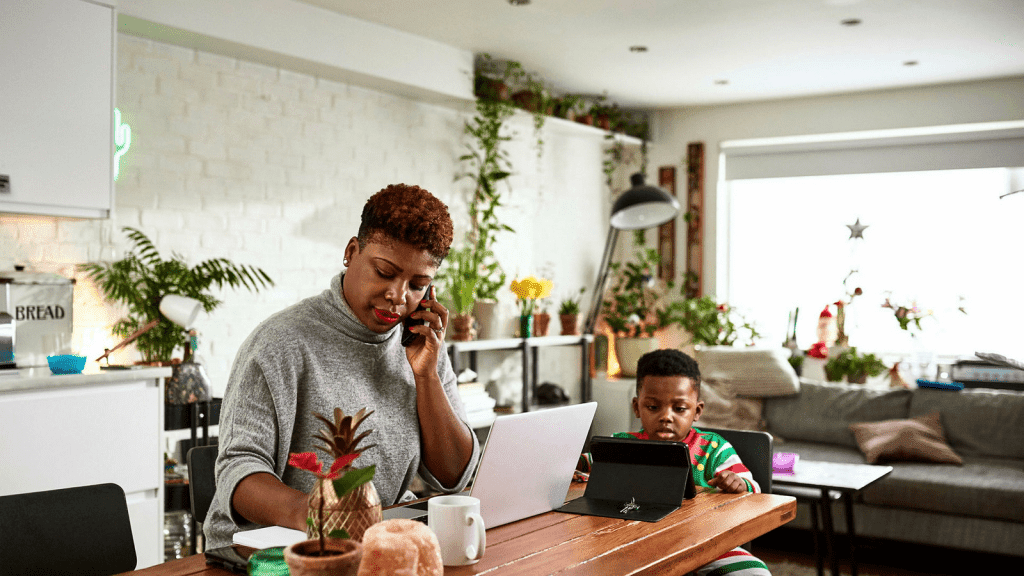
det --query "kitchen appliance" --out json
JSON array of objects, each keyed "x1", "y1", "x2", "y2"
[
  {"x1": 0, "y1": 270, "x2": 74, "y2": 367},
  {"x1": 0, "y1": 311, "x2": 13, "y2": 368}
]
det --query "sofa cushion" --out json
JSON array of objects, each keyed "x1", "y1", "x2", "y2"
[
  {"x1": 765, "y1": 381, "x2": 912, "y2": 448},
  {"x1": 695, "y1": 346, "x2": 800, "y2": 397},
  {"x1": 849, "y1": 411, "x2": 963, "y2": 465},
  {"x1": 909, "y1": 387, "x2": 1024, "y2": 459},
  {"x1": 859, "y1": 456, "x2": 1024, "y2": 523},
  {"x1": 698, "y1": 381, "x2": 766, "y2": 431}
]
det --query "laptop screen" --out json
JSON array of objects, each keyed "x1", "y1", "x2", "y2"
[{"x1": 470, "y1": 402, "x2": 597, "y2": 528}]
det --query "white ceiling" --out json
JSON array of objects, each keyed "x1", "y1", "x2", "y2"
[{"x1": 297, "y1": 0, "x2": 1024, "y2": 109}]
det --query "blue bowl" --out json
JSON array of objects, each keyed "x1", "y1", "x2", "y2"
[{"x1": 47, "y1": 354, "x2": 87, "y2": 375}]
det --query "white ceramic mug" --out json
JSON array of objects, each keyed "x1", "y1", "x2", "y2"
[{"x1": 428, "y1": 495, "x2": 486, "y2": 566}]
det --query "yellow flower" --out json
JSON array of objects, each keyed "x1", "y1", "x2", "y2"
[
  {"x1": 510, "y1": 276, "x2": 553, "y2": 300},
  {"x1": 510, "y1": 276, "x2": 553, "y2": 315},
  {"x1": 536, "y1": 278, "x2": 553, "y2": 299}
]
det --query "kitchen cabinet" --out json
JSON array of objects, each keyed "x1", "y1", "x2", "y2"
[
  {"x1": 0, "y1": 0, "x2": 116, "y2": 218},
  {"x1": 0, "y1": 365, "x2": 172, "y2": 569}
]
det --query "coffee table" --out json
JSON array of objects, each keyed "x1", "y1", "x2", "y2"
[{"x1": 773, "y1": 459, "x2": 892, "y2": 576}]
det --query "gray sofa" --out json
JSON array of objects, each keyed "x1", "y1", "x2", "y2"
[{"x1": 763, "y1": 380, "x2": 1024, "y2": 557}]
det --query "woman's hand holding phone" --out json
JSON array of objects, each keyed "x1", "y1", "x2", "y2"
[{"x1": 403, "y1": 285, "x2": 449, "y2": 378}]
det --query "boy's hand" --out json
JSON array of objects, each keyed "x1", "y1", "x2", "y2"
[{"x1": 708, "y1": 470, "x2": 749, "y2": 493}]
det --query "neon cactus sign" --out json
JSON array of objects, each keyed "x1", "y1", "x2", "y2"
[{"x1": 113, "y1": 108, "x2": 131, "y2": 181}]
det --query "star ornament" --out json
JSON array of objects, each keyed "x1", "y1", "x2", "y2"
[{"x1": 846, "y1": 218, "x2": 869, "y2": 240}]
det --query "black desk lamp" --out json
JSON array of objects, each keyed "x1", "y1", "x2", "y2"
[{"x1": 583, "y1": 173, "x2": 681, "y2": 335}]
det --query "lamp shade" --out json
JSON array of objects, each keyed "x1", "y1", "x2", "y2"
[
  {"x1": 582, "y1": 174, "x2": 681, "y2": 337},
  {"x1": 159, "y1": 295, "x2": 202, "y2": 328},
  {"x1": 609, "y1": 173, "x2": 680, "y2": 230}
]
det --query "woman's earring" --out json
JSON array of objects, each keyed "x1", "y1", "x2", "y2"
[{"x1": 344, "y1": 258, "x2": 350, "y2": 266}]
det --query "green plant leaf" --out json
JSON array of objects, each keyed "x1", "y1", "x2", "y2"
[
  {"x1": 327, "y1": 529, "x2": 350, "y2": 539},
  {"x1": 78, "y1": 227, "x2": 275, "y2": 362},
  {"x1": 332, "y1": 465, "x2": 376, "y2": 499}
]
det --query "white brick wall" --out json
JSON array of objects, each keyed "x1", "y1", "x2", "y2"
[{"x1": 0, "y1": 34, "x2": 639, "y2": 403}]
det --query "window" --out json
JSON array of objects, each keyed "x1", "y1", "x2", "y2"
[{"x1": 726, "y1": 168, "x2": 1023, "y2": 358}]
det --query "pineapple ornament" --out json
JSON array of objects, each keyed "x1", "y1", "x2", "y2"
[{"x1": 307, "y1": 407, "x2": 382, "y2": 542}]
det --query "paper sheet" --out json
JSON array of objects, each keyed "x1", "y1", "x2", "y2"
[{"x1": 232, "y1": 526, "x2": 306, "y2": 549}]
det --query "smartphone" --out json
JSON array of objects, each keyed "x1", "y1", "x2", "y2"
[
  {"x1": 401, "y1": 284, "x2": 433, "y2": 347},
  {"x1": 205, "y1": 545, "x2": 253, "y2": 573}
]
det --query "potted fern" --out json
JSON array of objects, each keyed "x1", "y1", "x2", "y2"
[
  {"x1": 557, "y1": 287, "x2": 585, "y2": 335},
  {"x1": 79, "y1": 227, "x2": 274, "y2": 364}
]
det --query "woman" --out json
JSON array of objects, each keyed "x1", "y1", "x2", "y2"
[{"x1": 204, "y1": 184, "x2": 479, "y2": 549}]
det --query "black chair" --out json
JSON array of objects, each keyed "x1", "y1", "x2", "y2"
[
  {"x1": 187, "y1": 444, "x2": 219, "y2": 553},
  {"x1": 699, "y1": 426, "x2": 775, "y2": 554},
  {"x1": 0, "y1": 483, "x2": 137, "y2": 576},
  {"x1": 703, "y1": 426, "x2": 835, "y2": 576},
  {"x1": 700, "y1": 426, "x2": 774, "y2": 495}
]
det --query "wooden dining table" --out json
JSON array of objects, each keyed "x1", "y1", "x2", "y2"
[{"x1": 123, "y1": 485, "x2": 796, "y2": 576}]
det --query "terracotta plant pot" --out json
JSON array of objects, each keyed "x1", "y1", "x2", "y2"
[
  {"x1": 559, "y1": 314, "x2": 580, "y2": 336},
  {"x1": 533, "y1": 312, "x2": 551, "y2": 337},
  {"x1": 451, "y1": 313, "x2": 477, "y2": 341},
  {"x1": 575, "y1": 114, "x2": 594, "y2": 126},
  {"x1": 512, "y1": 89, "x2": 541, "y2": 112},
  {"x1": 474, "y1": 76, "x2": 509, "y2": 102},
  {"x1": 284, "y1": 538, "x2": 362, "y2": 576}
]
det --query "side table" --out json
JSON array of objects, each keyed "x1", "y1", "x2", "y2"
[{"x1": 773, "y1": 460, "x2": 892, "y2": 576}]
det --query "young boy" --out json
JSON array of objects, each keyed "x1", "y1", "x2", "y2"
[{"x1": 577, "y1": 348, "x2": 770, "y2": 576}]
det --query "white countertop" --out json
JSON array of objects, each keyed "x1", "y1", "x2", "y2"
[{"x1": 0, "y1": 364, "x2": 172, "y2": 394}]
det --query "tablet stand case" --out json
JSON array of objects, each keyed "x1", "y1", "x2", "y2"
[{"x1": 556, "y1": 436, "x2": 696, "y2": 522}]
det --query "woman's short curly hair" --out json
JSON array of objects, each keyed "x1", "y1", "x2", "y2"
[
  {"x1": 635, "y1": 349, "x2": 702, "y2": 398},
  {"x1": 357, "y1": 184, "x2": 454, "y2": 265}
]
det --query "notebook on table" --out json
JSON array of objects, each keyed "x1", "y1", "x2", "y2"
[{"x1": 383, "y1": 402, "x2": 599, "y2": 528}]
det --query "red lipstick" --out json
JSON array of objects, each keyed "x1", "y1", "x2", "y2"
[{"x1": 373, "y1": 309, "x2": 399, "y2": 323}]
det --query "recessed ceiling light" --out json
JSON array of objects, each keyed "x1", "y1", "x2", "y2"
[
  {"x1": 903, "y1": 60, "x2": 919, "y2": 66},
  {"x1": 841, "y1": 18, "x2": 862, "y2": 26},
  {"x1": 507, "y1": 0, "x2": 531, "y2": 5},
  {"x1": 629, "y1": 45, "x2": 648, "y2": 53},
  {"x1": 714, "y1": 79, "x2": 729, "y2": 85}
]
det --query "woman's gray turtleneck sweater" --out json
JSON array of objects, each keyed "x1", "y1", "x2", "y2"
[{"x1": 204, "y1": 273, "x2": 479, "y2": 549}]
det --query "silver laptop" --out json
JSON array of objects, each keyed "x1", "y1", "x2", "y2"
[{"x1": 385, "y1": 402, "x2": 597, "y2": 528}]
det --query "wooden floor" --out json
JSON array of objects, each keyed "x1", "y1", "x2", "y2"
[{"x1": 755, "y1": 527, "x2": 1018, "y2": 575}]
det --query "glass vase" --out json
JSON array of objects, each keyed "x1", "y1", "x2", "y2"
[{"x1": 519, "y1": 315, "x2": 533, "y2": 338}]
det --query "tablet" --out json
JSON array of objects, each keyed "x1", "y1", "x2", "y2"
[{"x1": 556, "y1": 436, "x2": 695, "y2": 522}]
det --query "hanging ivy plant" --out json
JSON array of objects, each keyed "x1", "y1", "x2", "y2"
[{"x1": 460, "y1": 56, "x2": 520, "y2": 301}]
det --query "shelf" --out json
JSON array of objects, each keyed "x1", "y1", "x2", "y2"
[
  {"x1": 507, "y1": 108, "x2": 646, "y2": 145},
  {"x1": 164, "y1": 398, "x2": 221, "y2": 431},
  {"x1": 447, "y1": 335, "x2": 594, "y2": 414},
  {"x1": 447, "y1": 334, "x2": 593, "y2": 353}
]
